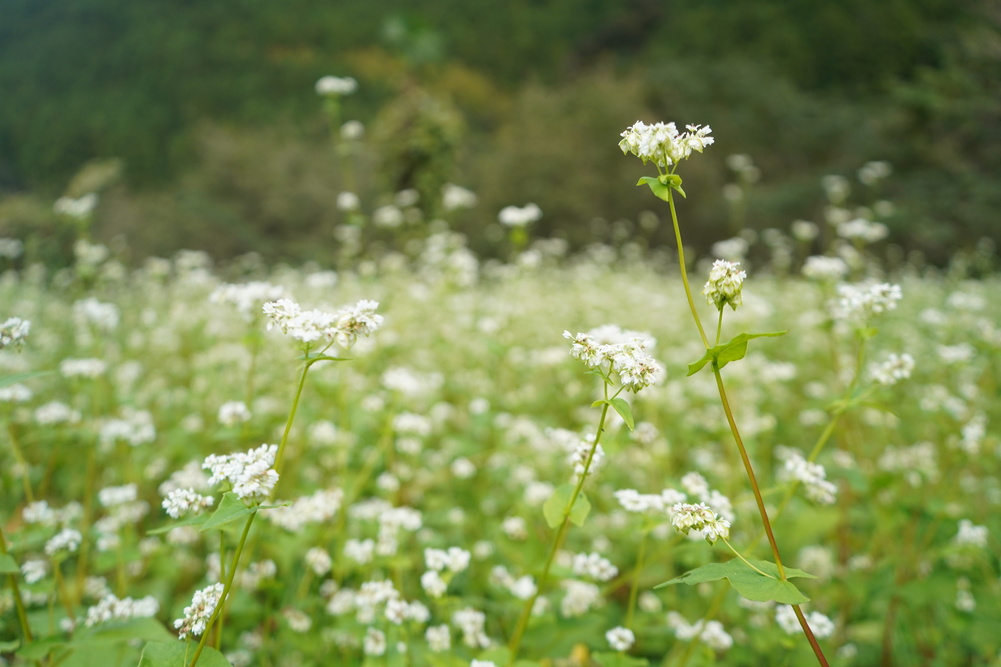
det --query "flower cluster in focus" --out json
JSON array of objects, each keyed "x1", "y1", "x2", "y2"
[
  {"x1": 704, "y1": 259, "x2": 747, "y2": 311},
  {"x1": 563, "y1": 325, "x2": 664, "y2": 392},
  {"x1": 619, "y1": 121, "x2": 714, "y2": 170},
  {"x1": 263, "y1": 298, "x2": 383, "y2": 349}
]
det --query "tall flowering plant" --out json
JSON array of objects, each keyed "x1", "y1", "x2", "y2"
[{"x1": 621, "y1": 120, "x2": 831, "y2": 666}]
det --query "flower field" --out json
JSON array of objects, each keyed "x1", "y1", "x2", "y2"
[{"x1": 1, "y1": 236, "x2": 999, "y2": 665}]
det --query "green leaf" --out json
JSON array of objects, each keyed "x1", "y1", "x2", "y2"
[
  {"x1": 593, "y1": 652, "x2": 650, "y2": 667},
  {"x1": 542, "y1": 484, "x2": 591, "y2": 529},
  {"x1": 0, "y1": 370, "x2": 54, "y2": 388},
  {"x1": 78, "y1": 617, "x2": 174, "y2": 643},
  {"x1": 0, "y1": 553, "x2": 18, "y2": 574},
  {"x1": 147, "y1": 513, "x2": 209, "y2": 536},
  {"x1": 17, "y1": 638, "x2": 66, "y2": 660},
  {"x1": 636, "y1": 176, "x2": 672, "y2": 202},
  {"x1": 608, "y1": 397, "x2": 635, "y2": 430},
  {"x1": 656, "y1": 559, "x2": 814, "y2": 605},
  {"x1": 687, "y1": 331, "x2": 788, "y2": 376},
  {"x1": 199, "y1": 492, "x2": 255, "y2": 532},
  {"x1": 138, "y1": 641, "x2": 233, "y2": 667},
  {"x1": 0, "y1": 639, "x2": 19, "y2": 651}
]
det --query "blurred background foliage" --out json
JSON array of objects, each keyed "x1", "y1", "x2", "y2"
[{"x1": 0, "y1": 0, "x2": 998, "y2": 266}]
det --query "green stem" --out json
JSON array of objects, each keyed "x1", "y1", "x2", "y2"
[
  {"x1": 721, "y1": 537, "x2": 773, "y2": 578},
  {"x1": 274, "y1": 360, "x2": 313, "y2": 472},
  {"x1": 0, "y1": 524, "x2": 33, "y2": 644},
  {"x1": 189, "y1": 513, "x2": 256, "y2": 667},
  {"x1": 713, "y1": 363, "x2": 829, "y2": 666},
  {"x1": 715, "y1": 308, "x2": 724, "y2": 346},
  {"x1": 624, "y1": 530, "x2": 649, "y2": 630},
  {"x1": 667, "y1": 189, "x2": 710, "y2": 349},
  {"x1": 507, "y1": 401, "x2": 611, "y2": 665},
  {"x1": 6, "y1": 422, "x2": 35, "y2": 503}
]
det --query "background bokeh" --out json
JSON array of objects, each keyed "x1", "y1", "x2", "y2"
[{"x1": 0, "y1": 0, "x2": 998, "y2": 267}]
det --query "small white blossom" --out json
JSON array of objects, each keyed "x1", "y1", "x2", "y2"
[
  {"x1": 606, "y1": 626, "x2": 635, "y2": 651},
  {"x1": 498, "y1": 203, "x2": 542, "y2": 227},
  {"x1": 670, "y1": 502, "x2": 731, "y2": 545},
  {"x1": 0, "y1": 317, "x2": 30, "y2": 350},
  {"x1": 174, "y1": 583, "x2": 224, "y2": 639},
  {"x1": 315, "y1": 75, "x2": 357, "y2": 96},
  {"x1": 703, "y1": 259, "x2": 746, "y2": 311},
  {"x1": 45, "y1": 529, "x2": 82, "y2": 556},
  {"x1": 870, "y1": 353, "x2": 915, "y2": 386},
  {"x1": 203, "y1": 444, "x2": 279, "y2": 502},
  {"x1": 162, "y1": 488, "x2": 215, "y2": 519},
  {"x1": 217, "y1": 401, "x2": 252, "y2": 427},
  {"x1": 619, "y1": 120, "x2": 714, "y2": 169}
]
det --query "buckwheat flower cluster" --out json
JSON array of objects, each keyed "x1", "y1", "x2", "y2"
[
  {"x1": 0, "y1": 317, "x2": 30, "y2": 350},
  {"x1": 568, "y1": 439, "x2": 605, "y2": 480},
  {"x1": 21, "y1": 559, "x2": 48, "y2": 584},
  {"x1": 670, "y1": 502, "x2": 731, "y2": 545},
  {"x1": 776, "y1": 447, "x2": 838, "y2": 505},
  {"x1": 832, "y1": 282, "x2": 902, "y2": 321},
  {"x1": 606, "y1": 626, "x2": 636, "y2": 652},
  {"x1": 614, "y1": 487, "x2": 687, "y2": 514},
  {"x1": 99, "y1": 409, "x2": 156, "y2": 448},
  {"x1": 776, "y1": 605, "x2": 835, "y2": 638},
  {"x1": 572, "y1": 552, "x2": 618, "y2": 582},
  {"x1": 703, "y1": 259, "x2": 747, "y2": 311},
  {"x1": 162, "y1": 488, "x2": 215, "y2": 519},
  {"x1": 217, "y1": 401, "x2": 251, "y2": 427},
  {"x1": 442, "y1": 183, "x2": 478, "y2": 211},
  {"x1": 425, "y1": 547, "x2": 471, "y2": 574},
  {"x1": 667, "y1": 612, "x2": 734, "y2": 651},
  {"x1": 84, "y1": 594, "x2": 160, "y2": 627},
  {"x1": 498, "y1": 203, "x2": 542, "y2": 227},
  {"x1": 174, "y1": 583, "x2": 224, "y2": 639},
  {"x1": 263, "y1": 298, "x2": 383, "y2": 349},
  {"x1": 73, "y1": 297, "x2": 120, "y2": 331},
  {"x1": 265, "y1": 488, "x2": 343, "y2": 532},
  {"x1": 60, "y1": 358, "x2": 107, "y2": 378},
  {"x1": 45, "y1": 528, "x2": 83, "y2": 556},
  {"x1": 315, "y1": 75, "x2": 357, "y2": 96},
  {"x1": 560, "y1": 580, "x2": 602, "y2": 617},
  {"x1": 203, "y1": 444, "x2": 279, "y2": 502},
  {"x1": 210, "y1": 281, "x2": 286, "y2": 319},
  {"x1": 953, "y1": 519, "x2": 988, "y2": 548},
  {"x1": 870, "y1": 353, "x2": 915, "y2": 386},
  {"x1": 453, "y1": 607, "x2": 491, "y2": 648},
  {"x1": 563, "y1": 327, "x2": 664, "y2": 392},
  {"x1": 490, "y1": 566, "x2": 538, "y2": 600},
  {"x1": 426, "y1": 624, "x2": 451, "y2": 652},
  {"x1": 618, "y1": 121, "x2": 714, "y2": 168}
]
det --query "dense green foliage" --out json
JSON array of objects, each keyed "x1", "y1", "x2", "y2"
[{"x1": 0, "y1": 0, "x2": 998, "y2": 263}]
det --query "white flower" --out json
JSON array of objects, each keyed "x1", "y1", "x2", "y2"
[
  {"x1": 802, "y1": 255, "x2": 849, "y2": 281},
  {"x1": 442, "y1": 183, "x2": 478, "y2": 211},
  {"x1": 703, "y1": 259, "x2": 746, "y2": 311},
  {"x1": 426, "y1": 624, "x2": 451, "y2": 652},
  {"x1": 85, "y1": 594, "x2": 159, "y2": 627},
  {"x1": 619, "y1": 121, "x2": 714, "y2": 169},
  {"x1": 606, "y1": 626, "x2": 635, "y2": 651},
  {"x1": 337, "y1": 191, "x2": 360, "y2": 212},
  {"x1": 498, "y1": 203, "x2": 542, "y2": 227},
  {"x1": 572, "y1": 552, "x2": 618, "y2": 582},
  {"x1": 217, "y1": 401, "x2": 252, "y2": 427},
  {"x1": 870, "y1": 353, "x2": 915, "y2": 386},
  {"x1": 54, "y1": 193, "x2": 99, "y2": 218},
  {"x1": 162, "y1": 488, "x2": 215, "y2": 519},
  {"x1": 563, "y1": 326, "x2": 664, "y2": 392},
  {"x1": 263, "y1": 298, "x2": 383, "y2": 350},
  {"x1": 203, "y1": 444, "x2": 279, "y2": 502},
  {"x1": 670, "y1": 502, "x2": 731, "y2": 545},
  {"x1": 305, "y1": 547, "x2": 333, "y2": 576},
  {"x1": 315, "y1": 75, "x2": 357, "y2": 96},
  {"x1": 0, "y1": 317, "x2": 30, "y2": 350},
  {"x1": 45, "y1": 529, "x2": 82, "y2": 556},
  {"x1": 174, "y1": 583, "x2": 224, "y2": 639},
  {"x1": 954, "y1": 519, "x2": 988, "y2": 548},
  {"x1": 210, "y1": 282, "x2": 286, "y2": 319}
]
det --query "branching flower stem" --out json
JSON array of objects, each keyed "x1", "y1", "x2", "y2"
[
  {"x1": 189, "y1": 356, "x2": 317, "y2": 666},
  {"x1": 507, "y1": 396, "x2": 612, "y2": 666},
  {"x1": 666, "y1": 188, "x2": 830, "y2": 667}
]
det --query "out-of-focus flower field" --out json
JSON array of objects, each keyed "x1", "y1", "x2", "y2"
[{"x1": 1, "y1": 237, "x2": 999, "y2": 666}]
